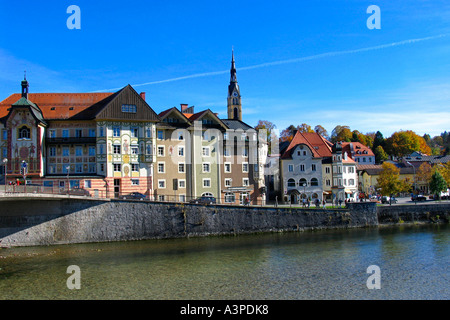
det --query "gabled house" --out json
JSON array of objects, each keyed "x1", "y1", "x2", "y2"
[{"x1": 0, "y1": 79, "x2": 160, "y2": 197}]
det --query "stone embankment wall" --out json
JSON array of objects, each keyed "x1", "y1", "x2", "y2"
[
  {"x1": 0, "y1": 198, "x2": 448, "y2": 247},
  {"x1": 377, "y1": 203, "x2": 450, "y2": 224}
]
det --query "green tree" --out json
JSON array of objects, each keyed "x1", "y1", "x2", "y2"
[
  {"x1": 255, "y1": 120, "x2": 277, "y2": 153},
  {"x1": 429, "y1": 171, "x2": 448, "y2": 200},
  {"x1": 376, "y1": 162, "x2": 404, "y2": 204},
  {"x1": 374, "y1": 145, "x2": 389, "y2": 163}
]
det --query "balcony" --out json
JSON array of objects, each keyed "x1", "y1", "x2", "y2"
[{"x1": 47, "y1": 137, "x2": 97, "y2": 144}]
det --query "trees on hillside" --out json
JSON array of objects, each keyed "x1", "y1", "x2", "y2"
[{"x1": 384, "y1": 130, "x2": 431, "y2": 158}]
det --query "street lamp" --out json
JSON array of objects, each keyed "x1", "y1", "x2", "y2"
[
  {"x1": 66, "y1": 165, "x2": 70, "y2": 196},
  {"x1": 2, "y1": 158, "x2": 7, "y2": 194}
]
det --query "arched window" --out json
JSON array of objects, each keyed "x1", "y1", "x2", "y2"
[
  {"x1": 18, "y1": 126, "x2": 30, "y2": 139},
  {"x1": 233, "y1": 107, "x2": 238, "y2": 119},
  {"x1": 202, "y1": 192, "x2": 214, "y2": 197},
  {"x1": 287, "y1": 178, "x2": 296, "y2": 188},
  {"x1": 299, "y1": 178, "x2": 307, "y2": 187},
  {"x1": 311, "y1": 178, "x2": 319, "y2": 186}
]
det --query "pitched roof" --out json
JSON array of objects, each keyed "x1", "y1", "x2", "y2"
[
  {"x1": 221, "y1": 119, "x2": 253, "y2": 131},
  {"x1": 0, "y1": 92, "x2": 113, "y2": 120},
  {"x1": 281, "y1": 131, "x2": 332, "y2": 159},
  {"x1": 342, "y1": 142, "x2": 374, "y2": 157}
]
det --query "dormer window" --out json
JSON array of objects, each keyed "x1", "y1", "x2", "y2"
[
  {"x1": 121, "y1": 104, "x2": 137, "y2": 113},
  {"x1": 18, "y1": 126, "x2": 30, "y2": 140}
]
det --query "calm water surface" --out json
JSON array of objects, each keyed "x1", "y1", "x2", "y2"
[{"x1": 0, "y1": 224, "x2": 448, "y2": 300}]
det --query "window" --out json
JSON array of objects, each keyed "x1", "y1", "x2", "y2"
[
  {"x1": 312, "y1": 164, "x2": 316, "y2": 171},
  {"x1": 146, "y1": 144, "x2": 152, "y2": 155},
  {"x1": 48, "y1": 130, "x2": 55, "y2": 138},
  {"x1": 300, "y1": 164, "x2": 305, "y2": 172},
  {"x1": 178, "y1": 163, "x2": 185, "y2": 173},
  {"x1": 114, "y1": 164, "x2": 121, "y2": 172},
  {"x1": 203, "y1": 179, "x2": 211, "y2": 188},
  {"x1": 203, "y1": 132, "x2": 209, "y2": 141},
  {"x1": 349, "y1": 179, "x2": 355, "y2": 186},
  {"x1": 49, "y1": 147, "x2": 56, "y2": 157},
  {"x1": 2, "y1": 129, "x2": 7, "y2": 140},
  {"x1": 88, "y1": 164, "x2": 96, "y2": 173},
  {"x1": 311, "y1": 178, "x2": 319, "y2": 186},
  {"x1": 75, "y1": 164, "x2": 83, "y2": 173},
  {"x1": 113, "y1": 145, "x2": 121, "y2": 154},
  {"x1": 178, "y1": 179, "x2": 186, "y2": 188},
  {"x1": 225, "y1": 178, "x2": 232, "y2": 187},
  {"x1": 287, "y1": 178, "x2": 296, "y2": 188},
  {"x1": 131, "y1": 146, "x2": 139, "y2": 155},
  {"x1": 99, "y1": 144, "x2": 104, "y2": 155},
  {"x1": 179, "y1": 195, "x2": 186, "y2": 202},
  {"x1": 89, "y1": 146, "x2": 96, "y2": 156},
  {"x1": 75, "y1": 129, "x2": 82, "y2": 138},
  {"x1": 158, "y1": 162, "x2": 165, "y2": 173},
  {"x1": 76, "y1": 146, "x2": 83, "y2": 156},
  {"x1": 62, "y1": 129, "x2": 69, "y2": 138},
  {"x1": 288, "y1": 164, "x2": 294, "y2": 172},
  {"x1": 202, "y1": 147, "x2": 210, "y2": 157},
  {"x1": 158, "y1": 195, "x2": 165, "y2": 201},
  {"x1": 131, "y1": 127, "x2": 139, "y2": 138},
  {"x1": 100, "y1": 163, "x2": 105, "y2": 172},
  {"x1": 177, "y1": 130, "x2": 184, "y2": 140},
  {"x1": 131, "y1": 163, "x2": 139, "y2": 172},
  {"x1": 243, "y1": 178, "x2": 249, "y2": 186},
  {"x1": 243, "y1": 147, "x2": 248, "y2": 157},
  {"x1": 157, "y1": 130, "x2": 164, "y2": 140},
  {"x1": 122, "y1": 104, "x2": 137, "y2": 113},
  {"x1": 99, "y1": 127, "x2": 104, "y2": 137},
  {"x1": 113, "y1": 126, "x2": 120, "y2": 137},
  {"x1": 178, "y1": 146, "x2": 184, "y2": 157},
  {"x1": 326, "y1": 179, "x2": 331, "y2": 186},
  {"x1": 299, "y1": 178, "x2": 307, "y2": 187},
  {"x1": 89, "y1": 129, "x2": 96, "y2": 137},
  {"x1": 325, "y1": 167, "x2": 331, "y2": 174},
  {"x1": 242, "y1": 162, "x2": 249, "y2": 173},
  {"x1": 146, "y1": 128, "x2": 152, "y2": 138},
  {"x1": 157, "y1": 146, "x2": 164, "y2": 157},
  {"x1": 224, "y1": 193, "x2": 235, "y2": 203},
  {"x1": 223, "y1": 132, "x2": 229, "y2": 140},
  {"x1": 158, "y1": 180, "x2": 166, "y2": 188},
  {"x1": 224, "y1": 163, "x2": 231, "y2": 173},
  {"x1": 224, "y1": 147, "x2": 231, "y2": 157},
  {"x1": 131, "y1": 179, "x2": 140, "y2": 186},
  {"x1": 63, "y1": 147, "x2": 70, "y2": 157},
  {"x1": 202, "y1": 163, "x2": 210, "y2": 173},
  {"x1": 18, "y1": 126, "x2": 30, "y2": 139}
]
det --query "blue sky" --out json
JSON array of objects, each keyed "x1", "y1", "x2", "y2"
[{"x1": 1, "y1": 0, "x2": 449, "y2": 137}]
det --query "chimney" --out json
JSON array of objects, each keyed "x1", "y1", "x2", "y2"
[
  {"x1": 180, "y1": 104, "x2": 188, "y2": 113},
  {"x1": 140, "y1": 92, "x2": 146, "y2": 101}
]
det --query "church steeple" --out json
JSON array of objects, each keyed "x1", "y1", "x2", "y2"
[{"x1": 227, "y1": 49, "x2": 242, "y2": 121}]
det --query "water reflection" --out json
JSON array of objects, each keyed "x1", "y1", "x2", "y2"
[{"x1": 0, "y1": 225, "x2": 448, "y2": 299}]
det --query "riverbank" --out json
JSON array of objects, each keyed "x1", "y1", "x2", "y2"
[{"x1": 0, "y1": 198, "x2": 448, "y2": 247}]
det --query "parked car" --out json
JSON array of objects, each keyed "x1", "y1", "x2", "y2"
[
  {"x1": 62, "y1": 188, "x2": 91, "y2": 197},
  {"x1": 189, "y1": 196, "x2": 216, "y2": 205},
  {"x1": 411, "y1": 195, "x2": 426, "y2": 201},
  {"x1": 381, "y1": 196, "x2": 397, "y2": 204},
  {"x1": 120, "y1": 192, "x2": 147, "y2": 200}
]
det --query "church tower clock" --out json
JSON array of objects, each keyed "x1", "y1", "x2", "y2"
[{"x1": 227, "y1": 49, "x2": 242, "y2": 121}]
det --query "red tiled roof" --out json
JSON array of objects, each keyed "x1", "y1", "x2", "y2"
[
  {"x1": 342, "y1": 142, "x2": 375, "y2": 157},
  {"x1": 282, "y1": 131, "x2": 333, "y2": 159},
  {"x1": 0, "y1": 93, "x2": 113, "y2": 120}
]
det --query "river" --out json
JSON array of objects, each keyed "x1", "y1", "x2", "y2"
[{"x1": 0, "y1": 224, "x2": 448, "y2": 300}]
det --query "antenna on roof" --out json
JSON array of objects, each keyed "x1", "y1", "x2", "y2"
[{"x1": 24, "y1": 70, "x2": 26, "y2": 80}]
